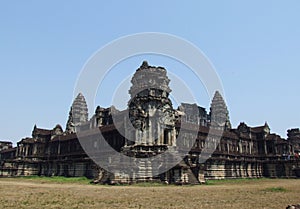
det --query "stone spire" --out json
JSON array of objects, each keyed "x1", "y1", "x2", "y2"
[
  {"x1": 209, "y1": 91, "x2": 231, "y2": 130},
  {"x1": 66, "y1": 93, "x2": 88, "y2": 133}
]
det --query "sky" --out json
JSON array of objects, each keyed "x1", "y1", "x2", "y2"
[{"x1": 1, "y1": 1, "x2": 300, "y2": 145}]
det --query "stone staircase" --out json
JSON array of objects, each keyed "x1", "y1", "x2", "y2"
[
  {"x1": 136, "y1": 159, "x2": 153, "y2": 181},
  {"x1": 185, "y1": 167, "x2": 200, "y2": 184}
]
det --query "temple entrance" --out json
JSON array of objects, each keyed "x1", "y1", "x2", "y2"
[{"x1": 164, "y1": 129, "x2": 169, "y2": 145}]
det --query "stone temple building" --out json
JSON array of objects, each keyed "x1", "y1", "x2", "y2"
[{"x1": 1, "y1": 61, "x2": 300, "y2": 184}]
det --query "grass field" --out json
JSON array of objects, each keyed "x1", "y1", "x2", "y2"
[{"x1": 0, "y1": 177, "x2": 299, "y2": 209}]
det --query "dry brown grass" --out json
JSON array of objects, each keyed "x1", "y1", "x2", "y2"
[{"x1": 0, "y1": 178, "x2": 299, "y2": 209}]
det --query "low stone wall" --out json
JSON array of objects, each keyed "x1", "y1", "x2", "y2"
[
  {"x1": 0, "y1": 160, "x2": 97, "y2": 179},
  {"x1": 263, "y1": 160, "x2": 298, "y2": 178},
  {"x1": 39, "y1": 161, "x2": 96, "y2": 178},
  {"x1": 204, "y1": 160, "x2": 263, "y2": 180},
  {"x1": 1, "y1": 158, "x2": 299, "y2": 183}
]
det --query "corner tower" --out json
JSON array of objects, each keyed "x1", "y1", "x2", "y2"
[
  {"x1": 209, "y1": 91, "x2": 231, "y2": 130},
  {"x1": 66, "y1": 93, "x2": 89, "y2": 133}
]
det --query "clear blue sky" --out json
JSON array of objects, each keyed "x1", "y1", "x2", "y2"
[{"x1": 1, "y1": 1, "x2": 300, "y2": 145}]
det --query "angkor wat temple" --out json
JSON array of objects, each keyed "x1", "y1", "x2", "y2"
[{"x1": 1, "y1": 61, "x2": 300, "y2": 184}]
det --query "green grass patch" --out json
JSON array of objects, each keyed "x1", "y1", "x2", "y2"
[
  {"x1": 262, "y1": 187, "x2": 287, "y2": 192},
  {"x1": 132, "y1": 182, "x2": 170, "y2": 187},
  {"x1": 16, "y1": 176, "x2": 92, "y2": 184},
  {"x1": 205, "y1": 178, "x2": 266, "y2": 185}
]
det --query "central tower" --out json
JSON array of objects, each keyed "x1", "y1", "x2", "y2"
[
  {"x1": 127, "y1": 61, "x2": 176, "y2": 147},
  {"x1": 120, "y1": 61, "x2": 178, "y2": 181}
]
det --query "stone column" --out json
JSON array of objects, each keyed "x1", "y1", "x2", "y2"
[
  {"x1": 172, "y1": 128, "x2": 176, "y2": 146},
  {"x1": 160, "y1": 126, "x2": 164, "y2": 145},
  {"x1": 143, "y1": 128, "x2": 147, "y2": 145},
  {"x1": 135, "y1": 130, "x2": 139, "y2": 145},
  {"x1": 25, "y1": 145, "x2": 29, "y2": 156},
  {"x1": 148, "y1": 119, "x2": 152, "y2": 145},
  {"x1": 227, "y1": 143, "x2": 229, "y2": 154},
  {"x1": 58, "y1": 141, "x2": 61, "y2": 155},
  {"x1": 264, "y1": 141, "x2": 267, "y2": 155},
  {"x1": 157, "y1": 123, "x2": 160, "y2": 145}
]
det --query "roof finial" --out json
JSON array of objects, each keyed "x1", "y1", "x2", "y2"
[{"x1": 141, "y1": 61, "x2": 149, "y2": 69}]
